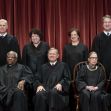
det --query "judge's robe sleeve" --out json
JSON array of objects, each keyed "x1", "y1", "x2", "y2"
[
  {"x1": 62, "y1": 46, "x2": 67, "y2": 62},
  {"x1": 33, "y1": 67, "x2": 43, "y2": 91},
  {"x1": 92, "y1": 36, "x2": 101, "y2": 60},
  {"x1": 96, "y1": 67, "x2": 106, "y2": 90},
  {"x1": 83, "y1": 46, "x2": 88, "y2": 61},
  {"x1": 20, "y1": 65, "x2": 33, "y2": 84},
  {"x1": 22, "y1": 45, "x2": 27, "y2": 65},
  {"x1": 59, "y1": 63, "x2": 71, "y2": 93},
  {"x1": 0, "y1": 80, "x2": 8, "y2": 101},
  {"x1": 9, "y1": 37, "x2": 21, "y2": 63},
  {"x1": 76, "y1": 67, "x2": 87, "y2": 92}
]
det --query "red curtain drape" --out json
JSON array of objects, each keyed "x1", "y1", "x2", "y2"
[{"x1": 0, "y1": 0, "x2": 111, "y2": 59}]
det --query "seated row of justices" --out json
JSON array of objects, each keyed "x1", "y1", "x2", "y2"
[
  {"x1": 0, "y1": 50, "x2": 110, "y2": 111},
  {"x1": 0, "y1": 49, "x2": 71, "y2": 111}
]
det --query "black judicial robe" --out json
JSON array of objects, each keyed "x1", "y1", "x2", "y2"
[
  {"x1": 22, "y1": 41, "x2": 49, "y2": 75},
  {"x1": 0, "y1": 63, "x2": 33, "y2": 106},
  {"x1": 92, "y1": 32, "x2": 111, "y2": 78},
  {"x1": 34, "y1": 62, "x2": 71, "y2": 110},
  {"x1": 62, "y1": 43, "x2": 88, "y2": 78},
  {"x1": 76, "y1": 65, "x2": 106, "y2": 111},
  {"x1": 0, "y1": 34, "x2": 21, "y2": 66}
]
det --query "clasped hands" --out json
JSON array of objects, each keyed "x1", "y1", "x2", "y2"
[
  {"x1": 36, "y1": 83, "x2": 62, "y2": 93},
  {"x1": 86, "y1": 86, "x2": 98, "y2": 91}
]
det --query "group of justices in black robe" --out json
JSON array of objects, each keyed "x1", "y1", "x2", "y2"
[
  {"x1": 33, "y1": 47, "x2": 71, "y2": 111},
  {"x1": 0, "y1": 51, "x2": 33, "y2": 111},
  {"x1": 0, "y1": 16, "x2": 111, "y2": 111},
  {"x1": 76, "y1": 51, "x2": 106, "y2": 111}
]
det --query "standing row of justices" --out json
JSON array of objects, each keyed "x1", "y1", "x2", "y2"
[{"x1": 1, "y1": 15, "x2": 111, "y2": 81}]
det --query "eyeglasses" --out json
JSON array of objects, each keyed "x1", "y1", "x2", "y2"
[
  {"x1": 7, "y1": 56, "x2": 16, "y2": 59},
  {"x1": 89, "y1": 57, "x2": 98, "y2": 60}
]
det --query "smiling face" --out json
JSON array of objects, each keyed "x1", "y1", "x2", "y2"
[
  {"x1": 70, "y1": 30, "x2": 79, "y2": 42},
  {"x1": 48, "y1": 48, "x2": 59, "y2": 62},
  {"x1": 31, "y1": 33, "x2": 40, "y2": 44}
]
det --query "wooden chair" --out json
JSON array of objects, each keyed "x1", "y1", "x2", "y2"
[
  {"x1": 72, "y1": 61, "x2": 87, "y2": 111},
  {"x1": 72, "y1": 61, "x2": 110, "y2": 111}
]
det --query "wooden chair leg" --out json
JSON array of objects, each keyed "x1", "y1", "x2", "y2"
[{"x1": 76, "y1": 97, "x2": 79, "y2": 111}]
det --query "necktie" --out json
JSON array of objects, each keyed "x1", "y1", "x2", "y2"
[
  {"x1": 51, "y1": 63, "x2": 55, "y2": 66},
  {"x1": 107, "y1": 33, "x2": 110, "y2": 36}
]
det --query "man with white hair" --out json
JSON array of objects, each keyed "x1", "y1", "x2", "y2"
[{"x1": 0, "y1": 19, "x2": 21, "y2": 66}]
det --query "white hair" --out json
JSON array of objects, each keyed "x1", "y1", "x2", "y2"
[{"x1": 7, "y1": 51, "x2": 18, "y2": 58}]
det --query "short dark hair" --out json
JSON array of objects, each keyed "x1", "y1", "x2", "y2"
[
  {"x1": 68, "y1": 27, "x2": 80, "y2": 37},
  {"x1": 29, "y1": 28, "x2": 43, "y2": 39}
]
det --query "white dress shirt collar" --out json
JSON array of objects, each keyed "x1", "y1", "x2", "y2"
[
  {"x1": 104, "y1": 31, "x2": 111, "y2": 36},
  {"x1": 50, "y1": 61, "x2": 57, "y2": 66},
  {"x1": 0, "y1": 32, "x2": 7, "y2": 38}
]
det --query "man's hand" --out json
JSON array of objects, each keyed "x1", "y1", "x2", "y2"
[
  {"x1": 36, "y1": 85, "x2": 46, "y2": 93},
  {"x1": 55, "y1": 83, "x2": 62, "y2": 91},
  {"x1": 17, "y1": 80, "x2": 25, "y2": 90},
  {"x1": 93, "y1": 86, "x2": 98, "y2": 91}
]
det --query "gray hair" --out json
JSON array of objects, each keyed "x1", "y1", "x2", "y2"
[
  {"x1": 48, "y1": 47, "x2": 59, "y2": 54},
  {"x1": 7, "y1": 51, "x2": 18, "y2": 58}
]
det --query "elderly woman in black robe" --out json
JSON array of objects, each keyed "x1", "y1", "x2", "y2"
[
  {"x1": 76, "y1": 51, "x2": 106, "y2": 111},
  {"x1": 0, "y1": 51, "x2": 32, "y2": 111}
]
